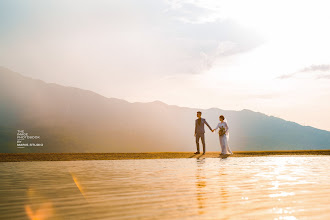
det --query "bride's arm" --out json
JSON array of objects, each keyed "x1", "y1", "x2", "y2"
[
  {"x1": 214, "y1": 123, "x2": 220, "y2": 131},
  {"x1": 225, "y1": 122, "x2": 229, "y2": 132}
]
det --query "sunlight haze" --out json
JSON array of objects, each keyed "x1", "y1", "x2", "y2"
[{"x1": 0, "y1": 0, "x2": 329, "y2": 131}]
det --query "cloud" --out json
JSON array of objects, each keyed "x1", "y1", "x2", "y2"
[
  {"x1": 300, "y1": 64, "x2": 330, "y2": 73},
  {"x1": 276, "y1": 73, "x2": 296, "y2": 79},
  {"x1": 277, "y1": 64, "x2": 330, "y2": 80},
  {"x1": 169, "y1": 19, "x2": 264, "y2": 73},
  {"x1": 164, "y1": 1, "x2": 217, "y2": 24},
  {"x1": 0, "y1": 0, "x2": 264, "y2": 77}
]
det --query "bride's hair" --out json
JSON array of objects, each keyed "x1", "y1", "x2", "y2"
[{"x1": 219, "y1": 115, "x2": 225, "y2": 120}]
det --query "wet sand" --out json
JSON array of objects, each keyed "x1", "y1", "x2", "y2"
[{"x1": 1, "y1": 150, "x2": 330, "y2": 162}]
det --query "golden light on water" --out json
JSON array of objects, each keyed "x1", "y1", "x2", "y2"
[
  {"x1": 24, "y1": 188, "x2": 54, "y2": 220},
  {"x1": 196, "y1": 158, "x2": 207, "y2": 215},
  {"x1": 70, "y1": 171, "x2": 88, "y2": 201},
  {"x1": 1, "y1": 157, "x2": 329, "y2": 219},
  {"x1": 25, "y1": 202, "x2": 53, "y2": 220}
]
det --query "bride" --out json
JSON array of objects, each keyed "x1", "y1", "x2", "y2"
[{"x1": 212, "y1": 115, "x2": 233, "y2": 155}]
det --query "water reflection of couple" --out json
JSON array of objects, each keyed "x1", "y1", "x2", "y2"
[{"x1": 194, "y1": 111, "x2": 233, "y2": 155}]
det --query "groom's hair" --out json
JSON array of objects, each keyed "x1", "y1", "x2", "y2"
[{"x1": 197, "y1": 111, "x2": 202, "y2": 114}]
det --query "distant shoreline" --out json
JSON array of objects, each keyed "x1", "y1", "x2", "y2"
[{"x1": 1, "y1": 150, "x2": 330, "y2": 162}]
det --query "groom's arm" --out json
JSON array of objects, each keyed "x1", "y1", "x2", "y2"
[
  {"x1": 195, "y1": 120, "x2": 197, "y2": 134},
  {"x1": 204, "y1": 120, "x2": 213, "y2": 131}
]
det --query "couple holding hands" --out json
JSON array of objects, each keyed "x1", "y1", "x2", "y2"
[{"x1": 194, "y1": 111, "x2": 233, "y2": 155}]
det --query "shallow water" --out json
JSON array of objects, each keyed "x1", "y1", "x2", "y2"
[{"x1": 1, "y1": 156, "x2": 330, "y2": 219}]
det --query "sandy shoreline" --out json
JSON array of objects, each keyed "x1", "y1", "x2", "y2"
[{"x1": 0, "y1": 150, "x2": 330, "y2": 162}]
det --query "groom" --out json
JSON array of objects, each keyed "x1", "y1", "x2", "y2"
[{"x1": 194, "y1": 111, "x2": 213, "y2": 155}]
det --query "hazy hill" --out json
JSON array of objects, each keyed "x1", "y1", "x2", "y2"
[{"x1": 1, "y1": 67, "x2": 330, "y2": 153}]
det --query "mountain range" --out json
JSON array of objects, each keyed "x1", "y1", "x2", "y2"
[{"x1": 1, "y1": 66, "x2": 330, "y2": 153}]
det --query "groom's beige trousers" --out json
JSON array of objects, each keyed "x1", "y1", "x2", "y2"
[{"x1": 196, "y1": 133, "x2": 206, "y2": 153}]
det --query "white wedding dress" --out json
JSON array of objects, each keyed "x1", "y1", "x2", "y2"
[{"x1": 214, "y1": 121, "x2": 233, "y2": 155}]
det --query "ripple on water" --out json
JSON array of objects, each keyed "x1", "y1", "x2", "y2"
[{"x1": 0, "y1": 156, "x2": 330, "y2": 219}]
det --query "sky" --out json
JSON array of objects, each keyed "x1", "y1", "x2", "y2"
[{"x1": 1, "y1": 0, "x2": 330, "y2": 131}]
